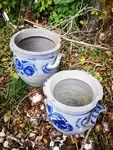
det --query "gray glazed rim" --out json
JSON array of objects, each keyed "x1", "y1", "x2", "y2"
[
  {"x1": 10, "y1": 28, "x2": 61, "y2": 56},
  {"x1": 43, "y1": 70, "x2": 103, "y2": 114}
]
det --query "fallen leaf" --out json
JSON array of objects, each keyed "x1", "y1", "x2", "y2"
[
  {"x1": 98, "y1": 76, "x2": 103, "y2": 82},
  {"x1": 19, "y1": 123, "x2": 25, "y2": 129},
  {"x1": 99, "y1": 33, "x2": 105, "y2": 41},
  {"x1": 95, "y1": 72, "x2": 100, "y2": 78},
  {"x1": 4, "y1": 111, "x2": 11, "y2": 123},
  {"x1": 12, "y1": 72, "x2": 19, "y2": 79},
  {"x1": 79, "y1": 56, "x2": 85, "y2": 62},
  {"x1": 42, "y1": 137, "x2": 48, "y2": 145},
  {"x1": 79, "y1": 20, "x2": 85, "y2": 25},
  {"x1": 112, "y1": 8, "x2": 113, "y2": 12},
  {"x1": 95, "y1": 124, "x2": 102, "y2": 132},
  {"x1": 1, "y1": 57, "x2": 8, "y2": 63}
]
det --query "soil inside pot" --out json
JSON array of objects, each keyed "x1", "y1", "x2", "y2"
[
  {"x1": 53, "y1": 79, "x2": 94, "y2": 107},
  {"x1": 16, "y1": 36, "x2": 56, "y2": 52}
]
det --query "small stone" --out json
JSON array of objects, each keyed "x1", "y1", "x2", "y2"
[
  {"x1": 0, "y1": 137, "x2": 4, "y2": 143},
  {"x1": 84, "y1": 140, "x2": 92, "y2": 150},
  {"x1": 105, "y1": 51, "x2": 112, "y2": 57},
  {"x1": 29, "y1": 133, "x2": 36, "y2": 138},
  {"x1": 55, "y1": 136, "x2": 61, "y2": 141},
  {"x1": 50, "y1": 140, "x2": 54, "y2": 147},
  {"x1": 62, "y1": 135, "x2": 67, "y2": 141},
  {"x1": 18, "y1": 25, "x2": 24, "y2": 29},
  {"x1": 31, "y1": 141, "x2": 35, "y2": 148},
  {"x1": 53, "y1": 146, "x2": 59, "y2": 150},
  {"x1": 21, "y1": 137, "x2": 24, "y2": 143},
  {"x1": 103, "y1": 122, "x2": 109, "y2": 132},
  {"x1": 30, "y1": 118, "x2": 38, "y2": 125},
  {"x1": 35, "y1": 135, "x2": 43, "y2": 142},
  {"x1": 19, "y1": 123, "x2": 25, "y2": 128},
  {"x1": 40, "y1": 104, "x2": 44, "y2": 110},
  {"x1": 0, "y1": 129, "x2": 5, "y2": 137},
  {"x1": 3, "y1": 141, "x2": 9, "y2": 148},
  {"x1": 74, "y1": 53, "x2": 79, "y2": 57},
  {"x1": 30, "y1": 93, "x2": 42, "y2": 103},
  {"x1": 16, "y1": 132, "x2": 23, "y2": 139}
]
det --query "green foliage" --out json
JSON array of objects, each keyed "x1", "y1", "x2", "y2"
[
  {"x1": 0, "y1": 78, "x2": 30, "y2": 111},
  {"x1": 32, "y1": 0, "x2": 94, "y2": 26},
  {"x1": 0, "y1": 0, "x2": 25, "y2": 24},
  {"x1": 54, "y1": 0, "x2": 74, "y2": 4},
  {"x1": 0, "y1": 0, "x2": 94, "y2": 25}
]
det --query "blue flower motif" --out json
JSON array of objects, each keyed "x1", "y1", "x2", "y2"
[
  {"x1": 47, "y1": 104, "x2": 73, "y2": 132},
  {"x1": 14, "y1": 58, "x2": 36, "y2": 76},
  {"x1": 23, "y1": 66, "x2": 35, "y2": 76}
]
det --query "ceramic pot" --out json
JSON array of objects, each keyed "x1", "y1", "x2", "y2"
[
  {"x1": 43, "y1": 70, "x2": 105, "y2": 135},
  {"x1": 10, "y1": 28, "x2": 62, "y2": 87}
]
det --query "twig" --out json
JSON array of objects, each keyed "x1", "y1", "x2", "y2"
[
  {"x1": 70, "y1": 136, "x2": 79, "y2": 150},
  {"x1": 105, "y1": 86, "x2": 111, "y2": 96},
  {"x1": 24, "y1": 19, "x2": 111, "y2": 51},
  {"x1": 61, "y1": 36, "x2": 110, "y2": 51},
  {"x1": 80, "y1": 127, "x2": 93, "y2": 150},
  {"x1": 69, "y1": 61, "x2": 102, "y2": 69},
  {"x1": 50, "y1": 6, "x2": 93, "y2": 30},
  {"x1": 24, "y1": 19, "x2": 43, "y2": 28},
  {"x1": 64, "y1": 18, "x2": 73, "y2": 36},
  {"x1": 7, "y1": 135, "x2": 23, "y2": 146},
  {"x1": 15, "y1": 93, "x2": 32, "y2": 114}
]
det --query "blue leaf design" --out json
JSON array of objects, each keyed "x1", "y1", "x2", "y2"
[
  {"x1": 15, "y1": 58, "x2": 23, "y2": 70},
  {"x1": 42, "y1": 64, "x2": 52, "y2": 74},
  {"x1": 47, "y1": 104, "x2": 53, "y2": 114},
  {"x1": 76, "y1": 117, "x2": 88, "y2": 128}
]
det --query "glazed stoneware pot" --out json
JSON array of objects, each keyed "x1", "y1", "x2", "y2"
[
  {"x1": 43, "y1": 70, "x2": 105, "y2": 135},
  {"x1": 10, "y1": 28, "x2": 62, "y2": 87}
]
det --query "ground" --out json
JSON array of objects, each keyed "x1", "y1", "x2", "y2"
[{"x1": 0, "y1": 24, "x2": 113, "y2": 150}]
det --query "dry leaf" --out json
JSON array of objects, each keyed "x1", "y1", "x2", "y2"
[
  {"x1": 1, "y1": 57, "x2": 8, "y2": 63},
  {"x1": 79, "y1": 56, "x2": 85, "y2": 62},
  {"x1": 95, "y1": 72, "x2": 100, "y2": 78},
  {"x1": 99, "y1": 33, "x2": 105, "y2": 41},
  {"x1": 4, "y1": 111, "x2": 11, "y2": 123},
  {"x1": 42, "y1": 137, "x2": 48, "y2": 145}
]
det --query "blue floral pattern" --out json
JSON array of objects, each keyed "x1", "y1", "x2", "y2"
[
  {"x1": 47, "y1": 104, "x2": 73, "y2": 132},
  {"x1": 14, "y1": 58, "x2": 36, "y2": 76}
]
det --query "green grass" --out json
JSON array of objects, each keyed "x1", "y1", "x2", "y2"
[
  {"x1": 0, "y1": 78, "x2": 30, "y2": 113},
  {"x1": 0, "y1": 24, "x2": 31, "y2": 115}
]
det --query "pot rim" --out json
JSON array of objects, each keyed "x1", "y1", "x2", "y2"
[
  {"x1": 43, "y1": 70, "x2": 103, "y2": 114},
  {"x1": 10, "y1": 28, "x2": 61, "y2": 56}
]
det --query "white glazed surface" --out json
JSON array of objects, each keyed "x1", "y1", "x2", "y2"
[
  {"x1": 13, "y1": 51, "x2": 60, "y2": 87},
  {"x1": 43, "y1": 70, "x2": 105, "y2": 135}
]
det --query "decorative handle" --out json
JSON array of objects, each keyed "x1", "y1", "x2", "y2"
[
  {"x1": 47, "y1": 53, "x2": 63, "y2": 69},
  {"x1": 42, "y1": 53, "x2": 63, "y2": 74},
  {"x1": 84, "y1": 104, "x2": 106, "y2": 127}
]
